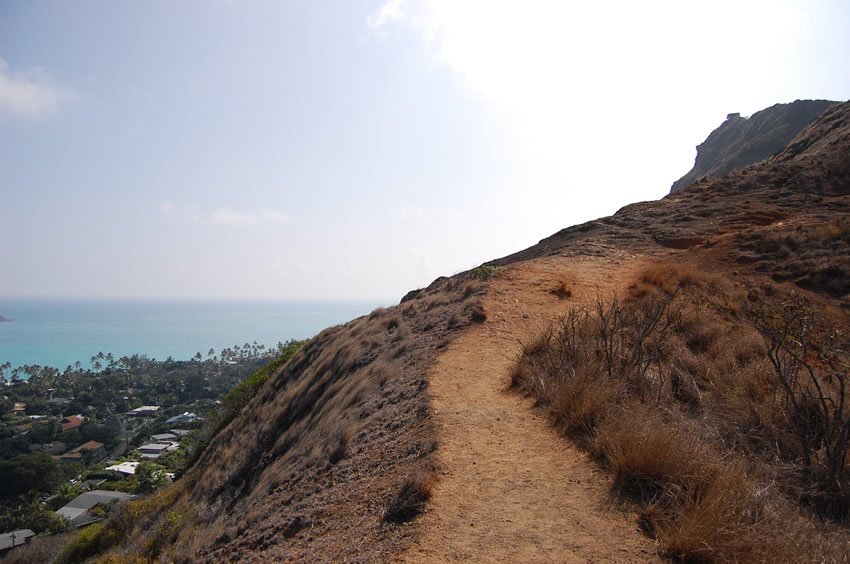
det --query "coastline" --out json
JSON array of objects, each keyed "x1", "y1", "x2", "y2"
[{"x1": 0, "y1": 298, "x2": 383, "y2": 372}]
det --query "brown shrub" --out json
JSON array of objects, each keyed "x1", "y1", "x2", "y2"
[
  {"x1": 736, "y1": 217, "x2": 850, "y2": 298},
  {"x1": 462, "y1": 282, "x2": 484, "y2": 300},
  {"x1": 550, "y1": 281, "x2": 572, "y2": 299},
  {"x1": 511, "y1": 260, "x2": 850, "y2": 560},
  {"x1": 639, "y1": 262, "x2": 703, "y2": 293},
  {"x1": 328, "y1": 427, "x2": 355, "y2": 465},
  {"x1": 383, "y1": 472, "x2": 434, "y2": 523},
  {"x1": 467, "y1": 304, "x2": 487, "y2": 324},
  {"x1": 655, "y1": 464, "x2": 763, "y2": 562},
  {"x1": 594, "y1": 410, "x2": 716, "y2": 500}
]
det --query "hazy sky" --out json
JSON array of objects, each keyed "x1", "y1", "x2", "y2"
[{"x1": 2, "y1": 1, "x2": 849, "y2": 301}]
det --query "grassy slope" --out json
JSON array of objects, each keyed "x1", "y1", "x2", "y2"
[{"x1": 58, "y1": 272, "x2": 491, "y2": 562}]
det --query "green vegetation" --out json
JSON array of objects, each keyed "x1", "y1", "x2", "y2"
[
  {"x1": 0, "y1": 340, "x2": 301, "y2": 537},
  {"x1": 189, "y1": 339, "x2": 304, "y2": 466},
  {"x1": 471, "y1": 264, "x2": 506, "y2": 280},
  {"x1": 57, "y1": 522, "x2": 117, "y2": 564},
  {"x1": 221, "y1": 339, "x2": 304, "y2": 416},
  {"x1": 0, "y1": 494, "x2": 68, "y2": 535},
  {"x1": 52, "y1": 342, "x2": 306, "y2": 563},
  {"x1": 0, "y1": 453, "x2": 64, "y2": 499}
]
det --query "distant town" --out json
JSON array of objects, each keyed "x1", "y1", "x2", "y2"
[{"x1": 0, "y1": 340, "x2": 302, "y2": 553}]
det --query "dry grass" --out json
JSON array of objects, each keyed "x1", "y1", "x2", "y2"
[
  {"x1": 86, "y1": 270, "x2": 491, "y2": 562},
  {"x1": 383, "y1": 472, "x2": 435, "y2": 524},
  {"x1": 736, "y1": 217, "x2": 850, "y2": 301},
  {"x1": 512, "y1": 260, "x2": 850, "y2": 561},
  {"x1": 595, "y1": 410, "x2": 717, "y2": 500}
]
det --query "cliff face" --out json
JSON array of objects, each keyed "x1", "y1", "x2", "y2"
[{"x1": 670, "y1": 99, "x2": 837, "y2": 193}]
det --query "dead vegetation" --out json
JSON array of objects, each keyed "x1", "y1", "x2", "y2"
[
  {"x1": 511, "y1": 261, "x2": 850, "y2": 560},
  {"x1": 550, "y1": 280, "x2": 572, "y2": 299},
  {"x1": 71, "y1": 270, "x2": 490, "y2": 562},
  {"x1": 736, "y1": 217, "x2": 850, "y2": 303},
  {"x1": 382, "y1": 472, "x2": 434, "y2": 524}
]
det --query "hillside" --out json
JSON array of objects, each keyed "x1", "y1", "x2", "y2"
[
  {"x1": 18, "y1": 100, "x2": 850, "y2": 562},
  {"x1": 670, "y1": 99, "x2": 837, "y2": 193}
]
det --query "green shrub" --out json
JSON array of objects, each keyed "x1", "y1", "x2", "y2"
[
  {"x1": 58, "y1": 523, "x2": 118, "y2": 564},
  {"x1": 471, "y1": 264, "x2": 506, "y2": 280},
  {"x1": 189, "y1": 340, "x2": 304, "y2": 466}
]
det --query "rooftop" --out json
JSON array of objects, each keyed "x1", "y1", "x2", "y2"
[
  {"x1": 56, "y1": 490, "x2": 135, "y2": 527},
  {"x1": 105, "y1": 461, "x2": 140, "y2": 475},
  {"x1": 75, "y1": 440, "x2": 104, "y2": 451},
  {"x1": 139, "y1": 442, "x2": 172, "y2": 452},
  {"x1": 0, "y1": 529, "x2": 35, "y2": 552},
  {"x1": 130, "y1": 405, "x2": 160, "y2": 413},
  {"x1": 61, "y1": 415, "x2": 84, "y2": 432}
]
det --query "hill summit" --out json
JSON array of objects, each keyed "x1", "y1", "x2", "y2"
[{"x1": 670, "y1": 99, "x2": 837, "y2": 193}]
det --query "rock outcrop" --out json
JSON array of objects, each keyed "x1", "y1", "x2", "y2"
[{"x1": 670, "y1": 99, "x2": 837, "y2": 193}]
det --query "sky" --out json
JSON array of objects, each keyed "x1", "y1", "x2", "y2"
[{"x1": 1, "y1": 1, "x2": 849, "y2": 302}]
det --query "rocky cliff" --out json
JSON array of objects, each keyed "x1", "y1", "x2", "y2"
[{"x1": 670, "y1": 99, "x2": 837, "y2": 193}]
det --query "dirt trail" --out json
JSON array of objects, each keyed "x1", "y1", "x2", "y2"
[{"x1": 403, "y1": 251, "x2": 659, "y2": 563}]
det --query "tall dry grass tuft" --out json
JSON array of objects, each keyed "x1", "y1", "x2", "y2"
[
  {"x1": 383, "y1": 471, "x2": 435, "y2": 524},
  {"x1": 594, "y1": 409, "x2": 717, "y2": 501},
  {"x1": 512, "y1": 259, "x2": 850, "y2": 561}
]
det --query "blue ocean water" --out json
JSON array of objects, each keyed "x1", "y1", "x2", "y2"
[{"x1": 0, "y1": 297, "x2": 384, "y2": 371}]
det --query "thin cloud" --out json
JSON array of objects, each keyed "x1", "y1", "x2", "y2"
[
  {"x1": 367, "y1": 0, "x2": 406, "y2": 29},
  {"x1": 367, "y1": 0, "x2": 806, "y2": 198},
  {"x1": 0, "y1": 57, "x2": 76, "y2": 119}
]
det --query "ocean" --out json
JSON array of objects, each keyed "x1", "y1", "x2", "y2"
[{"x1": 0, "y1": 297, "x2": 384, "y2": 372}]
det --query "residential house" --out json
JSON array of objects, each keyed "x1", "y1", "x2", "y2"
[
  {"x1": 47, "y1": 397, "x2": 72, "y2": 406},
  {"x1": 138, "y1": 443, "x2": 173, "y2": 459},
  {"x1": 128, "y1": 406, "x2": 160, "y2": 417},
  {"x1": 165, "y1": 412, "x2": 200, "y2": 425},
  {"x1": 15, "y1": 418, "x2": 49, "y2": 434},
  {"x1": 59, "y1": 440, "x2": 106, "y2": 463},
  {"x1": 0, "y1": 529, "x2": 35, "y2": 554},
  {"x1": 60, "y1": 415, "x2": 84, "y2": 432},
  {"x1": 56, "y1": 490, "x2": 135, "y2": 528},
  {"x1": 105, "y1": 461, "x2": 140, "y2": 476}
]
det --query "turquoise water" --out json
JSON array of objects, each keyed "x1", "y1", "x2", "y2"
[{"x1": 0, "y1": 297, "x2": 383, "y2": 371}]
